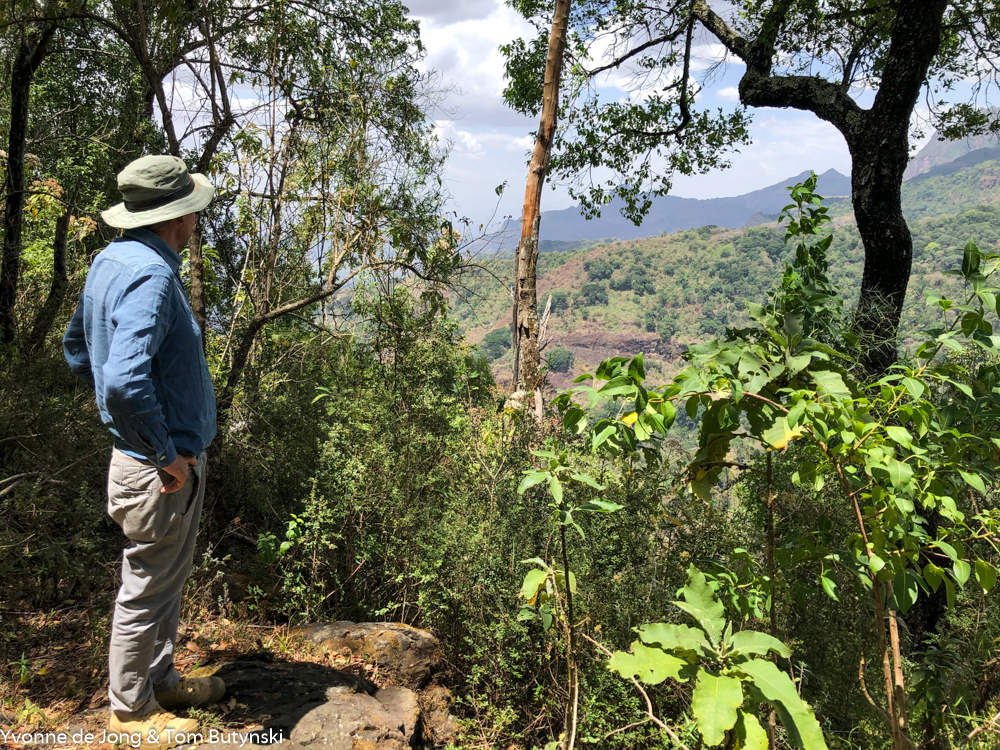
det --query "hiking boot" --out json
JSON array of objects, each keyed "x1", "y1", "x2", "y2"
[
  {"x1": 109, "y1": 707, "x2": 199, "y2": 749},
  {"x1": 154, "y1": 676, "x2": 226, "y2": 709}
]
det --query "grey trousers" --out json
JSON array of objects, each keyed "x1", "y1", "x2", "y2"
[{"x1": 106, "y1": 448, "x2": 207, "y2": 716}]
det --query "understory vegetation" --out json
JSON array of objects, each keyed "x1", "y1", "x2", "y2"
[
  {"x1": 2, "y1": 2, "x2": 1000, "y2": 749},
  {"x1": 4, "y1": 166, "x2": 1000, "y2": 749}
]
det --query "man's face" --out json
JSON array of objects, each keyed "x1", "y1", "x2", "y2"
[{"x1": 178, "y1": 212, "x2": 198, "y2": 248}]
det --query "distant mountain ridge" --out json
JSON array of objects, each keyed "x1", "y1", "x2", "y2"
[
  {"x1": 538, "y1": 168, "x2": 852, "y2": 242},
  {"x1": 536, "y1": 125, "x2": 1000, "y2": 243},
  {"x1": 456, "y1": 152, "x2": 1000, "y2": 389},
  {"x1": 904, "y1": 130, "x2": 999, "y2": 179}
]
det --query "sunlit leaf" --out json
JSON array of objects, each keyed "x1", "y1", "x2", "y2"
[
  {"x1": 692, "y1": 671, "x2": 743, "y2": 746},
  {"x1": 608, "y1": 642, "x2": 689, "y2": 685}
]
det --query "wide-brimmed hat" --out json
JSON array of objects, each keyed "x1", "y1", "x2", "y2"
[{"x1": 102, "y1": 155, "x2": 214, "y2": 229}]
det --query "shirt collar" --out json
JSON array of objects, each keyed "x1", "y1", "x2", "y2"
[{"x1": 122, "y1": 227, "x2": 183, "y2": 275}]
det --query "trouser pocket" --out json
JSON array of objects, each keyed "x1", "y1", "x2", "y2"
[{"x1": 107, "y1": 449, "x2": 192, "y2": 543}]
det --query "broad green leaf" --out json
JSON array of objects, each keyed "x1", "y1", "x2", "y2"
[
  {"x1": 520, "y1": 568, "x2": 547, "y2": 602},
  {"x1": 900, "y1": 377, "x2": 925, "y2": 399},
  {"x1": 958, "y1": 469, "x2": 987, "y2": 495},
  {"x1": 739, "y1": 659, "x2": 828, "y2": 750},
  {"x1": 886, "y1": 459, "x2": 913, "y2": 489},
  {"x1": 976, "y1": 559, "x2": 998, "y2": 592},
  {"x1": 923, "y1": 563, "x2": 944, "y2": 592},
  {"x1": 963, "y1": 240, "x2": 981, "y2": 277},
  {"x1": 576, "y1": 498, "x2": 623, "y2": 513},
  {"x1": 729, "y1": 630, "x2": 791, "y2": 659},
  {"x1": 931, "y1": 540, "x2": 959, "y2": 561},
  {"x1": 638, "y1": 622, "x2": 710, "y2": 654},
  {"x1": 820, "y1": 576, "x2": 838, "y2": 602},
  {"x1": 659, "y1": 399, "x2": 676, "y2": 429},
  {"x1": 884, "y1": 426, "x2": 913, "y2": 448},
  {"x1": 628, "y1": 353, "x2": 646, "y2": 383},
  {"x1": 598, "y1": 375, "x2": 634, "y2": 397},
  {"x1": 549, "y1": 476, "x2": 563, "y2": 504},
  {"x1": 608, "y1": 642, "x2": 689, "y2": 685},
  {"x1": 811, "y1": 369, "x2": 851, "y2": 400},
  {"x1": 786, "y1": 352, "x2": 812, "y2": 376},
  {"x1": 570, "y1": 473, "x2": 605, "y2": 490},
  {"x1": 945, "y1": 578, "x2": 956, "y2": 609},
  {"x1": 674, "y1": 565, "x2": 727, "y2": 645},
  {"x1": 592, "y1": 424, "x2": 617, "y2": 452},
  {"x1": 762, "y1": 416, "x2": 805, "y2": 451},
  {"x1": 734, "y1": 710, "x2": 768, "y2": 750},
  {"x1": 562, "y1": 408, "x2": 587, "y2": 434},
  {"x1": 953, "y1": 559, "x2": 972, "y2": 588},
  {"x1": 692, "y1": 671, "x2": 743, "y2": 746},
  {"x1": 893, "y1": 568, "x2": 919, "y2": 614},
  {"x1": 518, "y1": 471, "x2": 549, "y2": 494}
]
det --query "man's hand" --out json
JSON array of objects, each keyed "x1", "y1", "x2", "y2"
[{"x1": 161, "y1": 454, "x2": 198, "y2": 493}]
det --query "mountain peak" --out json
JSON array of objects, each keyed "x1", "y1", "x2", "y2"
[{"x1": 538, "y1": 169, "x2": 851, "y2": 242}]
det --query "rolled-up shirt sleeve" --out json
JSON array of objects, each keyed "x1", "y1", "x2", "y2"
[
  {"x1": 102, "y1": 265, "x2": 177, "y2": 468},
  {"x1": 63, "y1": 290, "x2": 95, "y2": 389}
]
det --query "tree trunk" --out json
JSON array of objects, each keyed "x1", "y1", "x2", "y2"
[
  {"x1": 512, "y1": 0, "x2": 571, "y2": 406},
  {"x1": 27, "y1": 182, "x2": 77, "y2": 353},
  {"x1": 0, "y1": 22, "x2": 57, "y2": 345},
  {"x1": 216, "y1": 316, "x2": 265, "y2": 428},
  {"x1": 188, "y1": 222, "x2": 208, "y2": 349},
  {"x1": 848, "y1": 116, "x2": 912, "y2": 374}
]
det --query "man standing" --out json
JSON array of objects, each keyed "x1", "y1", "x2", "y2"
[{"x1": 64, "y1": 155, "x2": 225, "y2": 747}]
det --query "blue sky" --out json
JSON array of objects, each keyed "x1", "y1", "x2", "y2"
[{"x1": 405, "y1": 0, "x2": 938, "y2": 233}]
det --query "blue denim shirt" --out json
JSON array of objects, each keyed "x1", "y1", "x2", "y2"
[{"x1": 63, "y1": 228, "x2": 216, "y2": 466}]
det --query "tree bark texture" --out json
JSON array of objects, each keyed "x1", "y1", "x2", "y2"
[
  {"x1": 188, "y1": 223, "x2": 208, "y2": 349},
  {"x1": 0, "y1": 22, "x2": 57, "y2": 345},
  {"x1": 694, "y1": 0, "x2": 949, "y2": 374},
  {"x1": 512, "y1": 0, "x2": 571, "y2": 399},
  {"x1": 27, "y1": 180, "x2": 78, "y2": 353}
]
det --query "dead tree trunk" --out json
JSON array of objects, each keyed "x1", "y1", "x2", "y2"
[
  {"x1": 512, "y1": 0, "x2": 571, "y2": 415},
  {"x1": 0, "y1": 21, "x2": 57, "y2": 345}
]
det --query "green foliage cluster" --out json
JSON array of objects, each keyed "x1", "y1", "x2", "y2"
[
  {"x1": 482, "y1": 327, "x2": 513, "y2": 361},
  {"x1": 547, "y1": 346, "x2": 574, "y2": 373}
]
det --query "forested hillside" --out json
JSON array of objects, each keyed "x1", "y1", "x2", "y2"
[{"x1": 460, "y1": 155, "x2": 1000, "y2": 390}]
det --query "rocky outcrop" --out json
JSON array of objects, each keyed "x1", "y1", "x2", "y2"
[
  {"x1": 193, "y1": 658, "x2": 429, "y2": 750},
  {"x1": 292, "y1": 622, "x2": 441, "y2": 689},
  {"x1": 418, "y1": 686, "x2": 459, "y2": 746},
  {"x1": 190, "y1": 622, "x2": 456, "y2": 749}
]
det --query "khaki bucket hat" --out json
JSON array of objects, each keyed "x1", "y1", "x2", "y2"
[{"x1": 102, "y1": 155, "x2": 214, "y2": 229}]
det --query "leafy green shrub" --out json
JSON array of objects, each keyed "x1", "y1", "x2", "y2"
[
  {"x1": 547, "y1": 289, "x2": 569, "y2": 312},
  {"x1": 481, "y1": 327, "x2": 512, "y2": 360},
  {"x1": 584, "y1": 258, "x2": 613, "y2": 280},
  {"x1": 609, "y1": 269, "x2": 632, "y2": 291},
  {"x1": 611, "y1": 566, "x2": 826, "y2": 749},
  {"x1": 547, "y1": 346, "x2": 574, "y2": 373},
  {"x1": 579, "y1": 283, "x2": 609, "y2": 306}
]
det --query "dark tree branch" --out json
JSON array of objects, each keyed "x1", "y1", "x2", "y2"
[
  {"x1": 690, "y1": 0, "x2": 747, "y2": 59},
  {"x1": 739, "y1": 73, "x2": 863, "y2": 133},
  {"x1": 585, "y1": 26, "x2": 686, "y2": 79}
]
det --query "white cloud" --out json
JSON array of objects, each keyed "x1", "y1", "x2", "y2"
[
  {"x1": 435, "y1": 123, "x2": 486, "y2": 158},
  {"x1": 406, "y1": 0, "x2": 496, "y2": 27},
  {"x1": 717, "y1": 86, "x2": 740, "y2": 102},
  {"x1": 415, "y1": 2, "x2": 537, "y2": 128}
]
